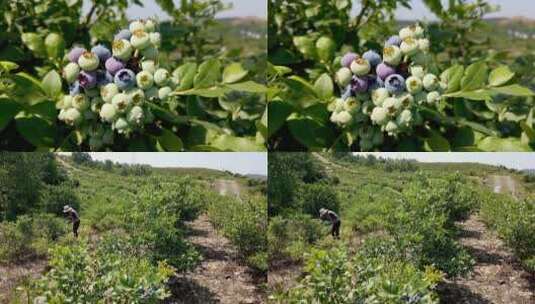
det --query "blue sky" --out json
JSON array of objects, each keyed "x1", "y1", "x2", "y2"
[
  {"x1": 356, "y1": 153, "x2": 535, "y2": 170},
  {"x1": 86, "y1": 152, "x2": 267, "y2": 175},
  {"x1": 83, "y1": 0, "x2": 266, "y2": 20}
]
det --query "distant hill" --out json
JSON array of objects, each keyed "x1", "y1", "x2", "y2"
[{"x1": 246, "y1": 174, "x2": 267, "y2": 181}]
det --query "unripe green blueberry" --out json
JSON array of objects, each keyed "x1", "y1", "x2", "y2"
[
  {"x1": 100, "y1": 103, "x2": 117, "y2": 122},
  {"x1": 398, "y1": 93, "x2": 414, "y2": 108},
  {"x1": 141, "y1": 60, "x2": 156, "y2": 74},
  {"x1": 344, "y1": 97, "x2": 361, "y2": 112},
  {"x1": 336, "y1": 67, "x2": 352, "y2": 87},
  {"x1": 410, "y1": 65, "x2": 425, "y2": 79},
  {"x1": 400, "y1": 38, "x2": 418, "y2": 56},
  {"x1": 423, "y1": 74, "x2": 439, "y2": 91},
  {"x1": 128, "y1": 88, "x2": 145, "y2": 105},
  {"x1": 154, "y1": 68, "x2": 169, "y2": 86},
  {"x1": 101, "y1": 83, "x2": 119, "y2": 103},
  {"x1": 64, "y1": 108, "x2": 82, "y2": 125},
  {"x1": 72, "y1": 94, "x2": 89, "y2": 111},
  {"x1": 418, "y1": 39, "x2": 430, "y2": 52},
  {"x1": 136, "y1": 71, "x2": 154, "y2": 89},
  {"x1": 158, "y1": 86, "x2": 172, "y2": 100},
  {"x1": 112, "y1": 39, "x2": 133, "y2": 61},
  {"x1": 406, "y1": 76, "x2": 423, "y2": 94},
  {"x1": 145, "y1": 87, "x2": 159, "y2": 100},
  {"x1": 127, "y1": 105, "x2": 144, "y2": 125},
  {"x1": 399, "y1": 27, "x2": 414, "y2": 40},
  {"x1": 383, "y1": 97, "x2": 398, "y2": 115},
  {"x1": 78, "y1": 52, "x2": 99, "y2": 71},
  {"x1": 144, "y1": 19, "x2": 156, "y2": 32},
  {"x1": 332, "y1": 98, "x2": 345, "y2": 112},
  {"x1": 89, "y1": 137, "x2": 103, "y2": 151},
  {"x1": 130, "y1": 30, "x2": 151, "y2": 50},
  {"x1": 141, "y1": 46, "x2": 158, "y2": 60},
  {"x1": 149, "y1": 32, "x2": 161, "y2": 47},
  {"x1": 385, "y1": 121, "x2": 399, "y2": 134},
  {"x1": 114, "y1": 117, "x2": 129, "y2": 132},
  {"x1": 371, "y1": 106, "x2": 389, "y2": 125},
  {"x1": 350, "y1": 58, "x2": 371, "y2": 76},
  {"x1": 129, "y1": 20, "x2": 145, "y2": 32},
  {"x1": 112, "y1": 93, "x2": 131, "y2": 112},
  {"x1": 427, "y1": 91, "x2": 441, "y2": 104},
  {"x1": 372, "y1": 88, "x2": 390, "y2": 106},
  {"x1": 383, "y1": 46, "x2": 402, "y2": 66},
  {"x1": 63, "y1": 62, "x2": 80, "y2": 83},
  {"x1": 397, "y1": 109, "x2": 413, "y2": 126},
  {"x1": 336, "y1": 111, "x2": 352, "y2": 125},
  {"x1": 58, "y1": 95, "x2": 73, "y2": 110}
]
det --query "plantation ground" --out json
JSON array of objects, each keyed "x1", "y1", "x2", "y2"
[
  {"x1": 268, "y1": 153, "x2": 535, "y2": 303},
  {"x1": 0, "y1": 156, "x2": 267, "y2": 303}
]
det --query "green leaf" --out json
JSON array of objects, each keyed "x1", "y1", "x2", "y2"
[
  {"x1": 21, "y1": 33, "x2": 45, "y2": 56},
  {"x1": 11, "y1": 72, "x2": 47, "y2": 105},
  {"x1": 0, "y1": 98, "x2": 21, "y2": 131},
  {"x1": 222, "y1": 63, "x2": 249, "y2": 84},
  {"x1": 268, "y1": 100, "x2": 293, "y2": 137},
  {"x1": 175, "y1": 86, "x2": 230, "y2": 98},
  {"x1": 146, "y1": 102, "x2": 189, "y2": 125},
  {"x1": 156, "y1": 128, "x2": 183, "y2": 151},
  {"x1": 490, "y1": 85, "x2": 534, "y2": 97},
  {"x1": 211, "y1": 134, "x2": 265, "y2": 151},
  {"x1": 440, "y1": 65, "x2": 464, "y2": 93},
  {"x1": 488, "y1": 66, "x2": 515, "y2": 87},
  {"x1": 461, "y1": 62, "x2": 488, "y2": 91},
  {"x1": 225, "y1": 81, "x2": 267, "y2": 93},
  {"x1": 520, "y1": 121, "x2": 535, "y2": 143},
  {"x1": 173, "y1": 63, "x2": 197, "y2": 91},
  {"x1": 194, "y1": 59, "x2": 221, "y2": 89},
  {"x1": 287, "y1": 117, "x2": 332, "y2": 148},
  {"x1": 42, "y1": 70, "x2": 62, "y2": 98},
  {"x1": 287, "y1": 76, "x2": 318, "y2": 98},
  {"x1": 443, "y1": 89, "x2": 493, "y2": 101},
  {"x1": 0, "y1": 61, "x2": 19, "y2": 72},
  {"x1": 314, "y1": 73, "x2": 334, "y2": 101},
  {"x1": 315, "y1": 36, "x2": 336, "y2": 63},
  {"x1": 477, "y1": 137, "x2": 532, "y2": 152},
  {"x1": 16, "y1": 116, "x2": 56, "y2": 147},
  {"x1": 424, "y1": 130, "x2": 451, "y2": 151},
  {"x1": 293, "y1": 36, "x2": 316, "y2": 59}
]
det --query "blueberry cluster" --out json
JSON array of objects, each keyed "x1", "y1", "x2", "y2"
[
  {"x1": 330, "y1": 24, "x2": 444, "y2": 150},
  {"x1": 57, "y1": 19, "x2": 176, "y2": 150}
]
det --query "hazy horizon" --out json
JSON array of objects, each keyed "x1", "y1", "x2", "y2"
[
  {"x1": 60, "y1": 153, "x2": 267, "y2": 176},
  {"x1": 354, "y1": 153, "x2": 535, "y2": 170}
]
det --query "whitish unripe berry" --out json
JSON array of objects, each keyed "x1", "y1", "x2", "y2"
[
  {"x1": 128, "y1": 88, "x2": 145, "y2": 105},
  {"x1": 72, "y1": 94, "x2": 89, "y2": 111},
  {"x1": 111, "y1": 93, "x2": 131, "y2": 112},
  {"x1": 144, "y1": 19, "x2": 156, "y2": 32},
  {"x1": 100, "y1": 103, "x2": 117, "y2": 122},
  {"x1": 383, "y1": 46, "x2": 402, "y2": 66},
  {"x1": 141, "y1": 60, "x2": 156, "y2": 74},
  {"x1": 112, "y1": 39, "x2": 133, "y2": 61},
  {"x1": 397, "y1": 109, "x2": 413, "y2": 126},
  {"x1": 64, "y1": 108, "x2": 82, "y2": 125},
  {"x1": 372, "y1": 88, "x2": 390, "y2": 106},
  {"x1": 423, "y1": 74, "x2": 439, "y2": 91},
  {"x1": 400, "y1": 38, "x2": 418, "y2": 56},
  {"x1": 136, "y1": 71, "x2": 154, "y2": 89},
  {"x1": 145, "y1": 87, "x2": 159, "y2": 100},
  {"x1": 78, "y1": 52, "x2": 99, "y2": 71},
  {"x1": 63, "y1": 62, "x2": 80, "y2": 84},
  {"x1": 385, "y1": 121, "x2": 399, "y2": 134},
  {"x1": 336, "y1": 111, "x2": 352, "y2": 125},
  {"x1": 427, "y1": 91, "x2": 441, "y2": 104},
  {"x1": 127, "y1": 106, "x2": 144, "y2": 125},
  {"x1": 406, "y1": 76, "x2": 423, "y2": 94},
  {"x1": 114, "y1": 117, "x2": 129, "y2": 132},
  {"x1": 58, "y1": 95, "x2": 73, "y2": 110},
  {"x1": 129, "y1": 20, "x2": 145, "y2": 33},
  {"x1": 100, "y1": 83, "x2": 119, "y2": 103},
  {"x1": 350, "y1": 58, "x2": 371, "y2": 76},
  {"x1": 154, "y1": 68, "x2": 169, "y2": 86},
  {"x1": 371, "y1": 107, "x2": 388, "y2": 125},
  {"x1": 418, "y1": 39, "x2": 430, "y2": 52},
  {"x1": 410, "y1": 66, "x2": 425, "y2": 79},
  {"x1": 383, "y1": 97, "x2": 398, "y2": 115},
  {"x1": 149, "y1": 32, "x2": 161, "y2": 47},
  {"x1": 158, "y1": 86, "x2": 172, "y2": 100},
  {"x1": 343, "y1": 97, "x2": 361, "y2": 112},
  {"x1": 130, "y1": 30, "x2": 151, "y2": 50},
  {"x1": 336, "y1": 68, "x2": 352, "y2": 87}
]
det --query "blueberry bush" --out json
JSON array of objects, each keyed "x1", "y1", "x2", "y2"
[
  {"x1": 0, "y1": 1, "x2": 266, "y2": 151},
  {"x1": 268, "y1": 0, "x2": 535, "y2": 151}
]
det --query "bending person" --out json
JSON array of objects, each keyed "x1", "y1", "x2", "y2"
[
  {"x1": 319, "y1": 208, "x2": 341, "y2": 239},
  {"x1": 63, "y1": 205, "x2": 80, "y2": 238}
]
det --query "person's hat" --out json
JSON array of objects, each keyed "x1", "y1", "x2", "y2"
[
  {"x1": 63, "y1": 205, "x2": 71, "y2": 213},
  {"x1": 319, "y1": 208, "x2": 327, "y2": 216}
]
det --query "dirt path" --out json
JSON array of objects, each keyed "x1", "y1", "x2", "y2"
[
  {"x1": 0, "y1": 260, "x2": 47, "y2": 303},
  {"x1": 438, "y1": 175, "x2": 534, "y2": 304},
  {"x1": 170, "y1": 180, "x2": 264, "y2": 304}
]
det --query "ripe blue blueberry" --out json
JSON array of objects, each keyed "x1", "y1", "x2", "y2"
[
  {"x1": 114, "y1": 29, "x2": 132, "y2": 41},
  {"x1": 105, "y1": 57, "x2": 125, "y2": 75},
  {"x1": 341, "y1": 52, "x2": 358, "y2": 68},
  {"x1": 362, "y1": 50, "x2": 382, "y2": 67},
  {"x1": 350, "y1": 76, "x2": 369, "y2": 94},
  {"x1": 368, "y1": 75, "x2": 385, "y2": 91},
  {"x1": 376, "y1": 62, "x2": 396, "y2": 81},
  {"x1": 95, "y1": 70, "x2": 111, "y2": 86},
  {"x1": 114, "y1": 69, "x2": 136, "y2": 90},
  {"x1": 78, "y1": 71, "x2": 97, "y2": 89},
  {"x1": 91, "y1": 45, "x2": 112, "y2": 62},
  {"x1": 68, "y1": 47, "x2": 86, "y2": 63},
  {"x1": 69, "y1": 81, "x2": 81, "y2": 96},
  {"x1": 385, "y1": 36, "x2": 402, "y2": 47},
  {"x1": 341, "y1": 85, "x2": 352, "y2": 100},
  {"x1": 385, "y1": 74, "x2": 406, "y2": 95}
]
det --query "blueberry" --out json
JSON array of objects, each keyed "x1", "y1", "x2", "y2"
[
  {"x1": 341, "y1": 52, "x2": 358, "y2": 68},
  {"x1": 78, "y1": 71, "x2": 97, "y2": 89},
  {"x1": 341, "y1": 84, "x2": 352, "y2": 100},
  {"x1": 69, "y1": 81, "x2": 81, "y2": 96},
  {"x1": 105, "y1": 57, "x2": 125, "y2": 75},
  {"x1": 350, "y1": 76, "x2": 369, "y2": 94},
  {"x1": 368, "y1": 75, "x2": 385, "y2": 91},
  {"x1": 91, "y1": 44, "x2": 112, "y2": 62},
  {"x1": 68, "y1": 47, "x2": 86, "y2": 63},
  {"x1": 95, "y1": 70, "x2": 111, "y2": 86},
  {"x1": 114, "y1": 69, "x2": 136, "y2": 90},
  {"x1": 114, "y1": 29, "x2": 132, "y2": 41},
  {"x1": 385, "y1": 74, "x2": 406, "y2": 95},
  {"x1": 362, "y1": 50, "x2": 382, "y2": 67},
  {"x1": 385, "y1": 35, "x2": 402, "y2": 47},
  {"x1": 376, "y1": 62, "x2": 396, "y2": 81}
]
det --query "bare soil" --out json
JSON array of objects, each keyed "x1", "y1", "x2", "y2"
[{"x1": 0, "y1": 260, "x2": 47, "y2": 303}]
